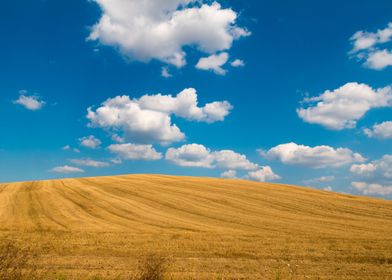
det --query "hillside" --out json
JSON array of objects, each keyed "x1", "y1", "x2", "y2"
[{"x1": 1, "y1": 174, "x2": 392, "y2": 279}]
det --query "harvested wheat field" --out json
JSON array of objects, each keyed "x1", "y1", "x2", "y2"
[{"x1": 1, "y1": 174, "x2": 392, "y2": 279}]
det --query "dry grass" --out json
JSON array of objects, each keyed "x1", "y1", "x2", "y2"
[{"x1": 0, "y1": 174, "x2": 392, "y2": 279}]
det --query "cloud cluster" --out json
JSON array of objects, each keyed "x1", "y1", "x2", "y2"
[
  {"x1": 195, "y1": 53, "x2": 245, "y2": 75},
  {"x1": 166, "y1": 143, "x2": 279, "y2": 182},
  {"x1": 70, "y1": 158, "x2": 109, "y2": 168},
  {"x1": 350, "y1": 155, "x2": 392, "y2": 196},
  {"x1": 87, "y1": 88, "x2": 232, "y2": 145},
  {"x1": 14, "y1": 91, "x2": 45, "y2": 111},
  {"x1": 351, "y1": 155, "x2": 392, "y2": 179},
  {"x1": 166, "y1": 144, "x2": 258, "y2": 170},
  {"x1": 247, "y1": 167, "x2": 281, "y2": 182},
  {"x1": 196, "y1": 52, "x2": 229, "y2": 75},
  {"x1": 297, "y1": 82, "x2": 392, "y2": 130},
  {"x1": 108, "y1": 143, "x2": 162, "y2": 160},
  {"x1": 265, "y1": 142, "x2": 365, "y2": 168},
  {"x1": 79, "y1": 135, "x2": 102, "y2": 149},
  {"x1": 350, "y1": 22, "x2": 392, "y2": 70},
  {"x1": 51, "y1": 165, "x2": 84, "y2": 174},
  {"x1": 303, "y1": 176, "x2": 335, "y2": 185},
  {"x1": 89, "y1": 0, "x2": 249, "y2": 68},
  {"x1": 364, "y1": 121, "x2": 392, "y2": 139},
  {"x1": 352, "y1": 182, "x2": 392, "y2": 196},
  {"x1": 221, "y1": 170, "x2": 237, "y2": 179}
]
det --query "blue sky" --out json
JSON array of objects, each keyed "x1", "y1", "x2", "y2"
[{"x1": 0, "y1": 0, "x2": 391, "y2": 198}]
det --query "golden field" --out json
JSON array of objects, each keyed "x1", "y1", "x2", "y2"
[{"x1": 0, "y1": 174, "x2": 392, "y2": 279}]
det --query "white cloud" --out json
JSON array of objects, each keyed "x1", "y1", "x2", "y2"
[
  {"x1": 352, "y1": 182, "x2": 392, "y2": 196},
  {"x1": 230, "y1": 59, "x2": 245, "y2": 67},
  {"x1": 108, "y1": 143, "x2": 162, "y2": 160},
  {"x1": 50, "y1": 165, "x2": 84, "y2": 174},
  {"x1": 350, "y1": 22, "x2": 392, "y2": 52},
  {"x1": 136, "y1": 88, "x2": 232, "y2": 122},
  {"x1": 62, "y1": 145, "x2": 71, "y2": 151},
  {"x1": 221, "y1": 170, "x2": 237, "y2": 178},
  {"x1": 350, "y1": 163, "x2": 377, "y2": 176},
  {"x1": 304, "y1": 176, "x2": 335, "y2": 185},
  {"x1": 265, "y1": 142, "x2": 365, "y2": 169},
  {"x1": 89, "y1": 1, "x2": 249, "y2": 67},
  {"x1": 87, "y1": 88, "x2": 232, "y2": 145},
  {"x1": 247, "y1": 166, "x2": 280, "y2": 182},
  {"x1": 324, "y1": 186, "x2": 333, "y2": 191},
  {"x1": 166, "y1": 143, "x2": 280, "y2": 181},
  {"x1": 79, "y1": 135, "x2": 102, "y2": 149},
  {"x1": 14, "y1": 92, "x2": 45, "y2": 111},
  {"x1": 297, "y1": 82, "x2": 392, "y2": 130},
  {"x1": 70, "y1": 158, "x2": 110, "y2": 168},
  {"x1": 195, "y1": 52, "x2": 229, "y2": 75},
  {"x1": 364, "y1": 121, "x2": 392, "y2": 139},
  {"x1": 161, "y1": 67, "x2": 172, "y2": 78},
  {"x1": 111, "y1": 133, "x2": 125, "y2": 143},
  {"x1": 350, "y1": 22, "x2": 392, "y2": 70},
  {"x1": 365, "y1": 49, "x2": 392, "y2": 70},
  {"x1": 213, "y1": 150, "x2": 258, "y2": 170},
  {"x1": 166, "y1": 144, "x2": 214, "y2": 167},
  {"x1": 166, "y1": 143, "x2": 259, "y2": 170},
  {"x1": 350, "y1": 155, "x2": 392, "y2": 179}
]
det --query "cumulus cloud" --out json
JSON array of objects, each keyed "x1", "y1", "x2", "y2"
[
  {"x1": 352, "y1": 182, "x2": 392, "y2": 196},
  {"x1": 350, "y1": 22, "x2": 392, "y2": 70},
  {"x1": 230, "y1": 59, "x2": 245, "y2": 67},
  {"x1": 87, "y1": 88, "x2": 232, "y2": 145},
  {"x1": 70, "y1": 158, "x2": 109, "y2": 168},
  {"x1": 350, "y1": 155, "x2": 392, "y2": 179},
  {"x1": 365, "y1": 49, "x2": 392, "y2": 70},
  {"x1": 108, "y1": 143, "x2": 162, "y2": 160},
  {"x1": 221, "y1": 170, "x2": 237, "y2": 178},
  {"x1": 213, "y1": 150, "x2": 258, "y2": 170},
  {"x1": 247, "y1": 167, "x2": 281, "y2": 182},
  {"x1": 166, "y1": 144, "x2": 258, "y2": 170},
  {"x1": 161, "y1": 67, "x2": 172, "y2": 78},
  {"x1": 50, "y1": 165, "x2": 84, "y2": 174},
  {"x1": 14, "y1": 91, "x2": 45, "y2": 111},
  {"x1": 265, "y1": 142, "x2": 365, "y2": 169},
  {"x1": 195, "y1": 52, "x2": 229, "y2": 75},
  {"x1": 297, "y1": 82, "x2": 392, "y2": 130},
  {"x1": 166, "y1": 144, "x2": 214, "y2": 167},
  {"x1": 304, "y1": 176, "x2": 335, "y2": 185},
  {"x1": 88, "y1": 0, "x2": 249, "y2": 67},
  {"x1": 79, "y1": 135, "x2": 102, "y2": 149},
  {"x1": 166, "y1": 143, "x2": 280, "y2": 181},
  {"x1": 364, "y1": 121, "x2": 392, "y2": 139}
]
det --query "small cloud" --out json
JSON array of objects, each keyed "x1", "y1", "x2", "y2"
[
  {"x1": 79, "y1": 135, "x2": 102, "y2": 149},
  {"x1": 161, "y1": 67, "x2": 172, "y2": 78},
  {"x1": 304, "y1": 176, "x2": 335, "y2": 185},
  {"x1": 221, "y1": 170, "x2": 237, "y2": 179},
  {"x1": 111, "y1": 134, "x2": 125, "y2": 143},
  {"x1": 324, "y1": 186, "x2": 333, "y2": 191},
  {"x1": 108, "y1": 143, "x2": 162, "y2": 160},
  {"x1": 230, "y1": 59, "x2": 245, "y2": 67},
  {"x1": 364, "y1": 121, "x2": 392, "y2": 139},
  {"x1": 196, "y1": 52, "x2": 229, "y2": 75},
  {"x1": 70, "y1": 158, "x2": 110, "y2": 168},
  {"x1": 265, "y1": 142, "x2": 365, "y2": 169},
  {"x1": 14, "y1": 91, "x2": 45, "y2": 111},
  {"x1": 247, "y1": 166, "x2": 281, "y2": 182},
  {"x1": 62, "y1": 145, "x2": 71, "y2": 151},
  {"x1": 50, "y1": 165, "x2": 84, "y2": 174}
]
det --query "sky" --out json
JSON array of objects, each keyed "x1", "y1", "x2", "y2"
[{"x1": 0, "y1": 0, "x2": 391, "y2": 198}]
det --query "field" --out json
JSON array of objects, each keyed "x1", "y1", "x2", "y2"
[{"x1": 0, "y1": 174, "x2": 392, "y2": 279}]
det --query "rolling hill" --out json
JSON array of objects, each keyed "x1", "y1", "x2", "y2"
[{"x1": 1, "y1": 174, "x2": 392, "y2": 279}]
